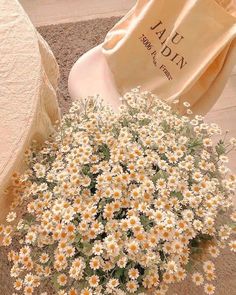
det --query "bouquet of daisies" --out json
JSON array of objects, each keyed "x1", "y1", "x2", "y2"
[{"x1": 1, "y1": 88, "x2": 236, "y2": 295}]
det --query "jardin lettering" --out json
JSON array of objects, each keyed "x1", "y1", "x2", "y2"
[{"x1": 151, "y1": 20, "x2": 187, "y2": 70}]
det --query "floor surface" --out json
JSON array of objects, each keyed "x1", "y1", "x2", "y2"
[{"x1": 19, "y1": 0, "x2": 136, "y2": 26}]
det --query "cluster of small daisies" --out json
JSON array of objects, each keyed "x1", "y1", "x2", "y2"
[{"x1": 0, "y1": 88, "x2": 236, "y2": 295}]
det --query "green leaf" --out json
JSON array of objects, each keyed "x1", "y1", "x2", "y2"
[
  {"x1": 114, "y1": 268, "x2": 125, "y2": 279},
  {"x1": 198, "y1": 234, "x2": 213, "y2": 241},
  {"x1": 188, "y1": 138, "x2": 203, "y2": 151},
  {"x1": 228, "y1": 222, "x2": 236, "y2": 229},
  {"x1": 215, "y1": 140, "x2": 226, "y2": 156},
  {"x1": 161, "y1": 121, "x2": 170, "y2": 132},
  {"x1": 139, "y1": 118, "x2": 151, "y2": 126},
  {"x1": 191, "y1": 247, "x2": 203, "y2": 254},
  {"x1": 185, "y1": 261, "x2": 193, "y2": 272},
  {"x1": 151, "y1": 174, "x2": 159, "y2": 185},
  {"x1": 23, "y1": 213, "x2": 36, "y2": 223},
  {"x1": 98, "y1": 144, "x2": 110, "y2": 160},
  {"x1": 170, "y1": 191, "x2": 183, "y2": 200},
  {"x1": 81, "y1": 165, "x2": 90, "y2": 175},
  {"x1": 52, "y1": 274, "x2": 60, "y2": 290},
  {"x1": 140, "y1": 215, "x2": 151, "y2": 227}
]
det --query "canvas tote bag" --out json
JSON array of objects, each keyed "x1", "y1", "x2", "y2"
[{"x1": 102, "y1": 0, "x2": 236, "y2": 115}]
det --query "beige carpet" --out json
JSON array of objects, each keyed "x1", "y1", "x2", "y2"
[
  {"x1": 0, "y1": 18, "x2": 235, "y2": 295},
  {"x1": 38, "y1": 17, "x2": 120, "y2": 114}
]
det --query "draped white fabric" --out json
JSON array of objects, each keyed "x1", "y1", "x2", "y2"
[{"x1": 0, "y1": 0, "x2": 60, "y2": 221}]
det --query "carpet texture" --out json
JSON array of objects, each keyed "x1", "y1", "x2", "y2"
[
  {"x1": 38, "y1": 17, "x2": 120, "y2": 114},
  {"x1": 0, "y1": 17, "x2": 235, "y2": 295}
]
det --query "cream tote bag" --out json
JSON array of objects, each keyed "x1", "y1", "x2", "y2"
[{"x1": 102, "y1": 0, "x2": 236, "y2": 114}]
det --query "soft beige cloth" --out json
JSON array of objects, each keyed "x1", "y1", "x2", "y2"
[
  {"x1": 102, "y1": 0, "x2": 236, "y2": 115},
  {"x1": 0, "y1": 0, "x2": 60, "y2": 221}
]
